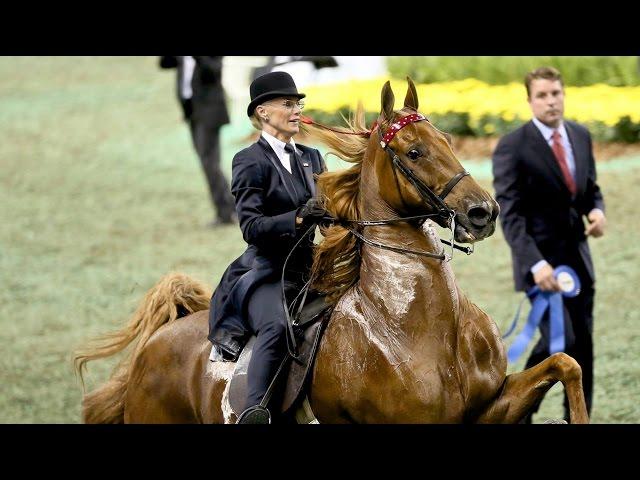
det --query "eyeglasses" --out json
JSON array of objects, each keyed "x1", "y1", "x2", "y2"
[{"x1": 265, "y1": 99, "x2": 305, "y2": 111}]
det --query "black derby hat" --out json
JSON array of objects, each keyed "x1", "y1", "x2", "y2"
[{"x1": 247, "y1": 71, "x2": 306, "y2": 117}]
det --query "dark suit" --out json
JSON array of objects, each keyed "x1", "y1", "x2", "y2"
[
  {"x1": 160, "y1": 56, "x2": 235, "y2": 222},
  {"x1": 492, "y1": 119, "x2": 605, "y2": 418},
  {"x1": 208, "y1": 136, "x2": 326, "y2": 408}
]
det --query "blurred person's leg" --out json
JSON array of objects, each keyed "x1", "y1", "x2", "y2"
[
  {"x1": 190, "y1": 120, "x2": 235, "y2": 224},
  {"x1": 561, "y1": 284, "x2": 594, "y2": 421}
]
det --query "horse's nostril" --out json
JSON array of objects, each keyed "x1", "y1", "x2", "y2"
[{"x1": 467, "y1": 205, "x2": 492, "y2": 227}]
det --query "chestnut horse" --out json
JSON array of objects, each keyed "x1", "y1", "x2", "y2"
[{"x1": 74, "y1": 78, "x2": 589, "y2": 424}]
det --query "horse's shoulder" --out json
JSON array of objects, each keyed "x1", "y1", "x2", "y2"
[{"x1": 327, "y1": 290, "x2": 369, "y2": 331}]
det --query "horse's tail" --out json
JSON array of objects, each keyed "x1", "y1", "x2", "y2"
[{"x1": 73, "y1": 272, "x2": 212, "y2": 424}]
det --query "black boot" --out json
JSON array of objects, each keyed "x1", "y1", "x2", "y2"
[{"x1": 236, "y1": 405, "x2": 271, "y2": 424}]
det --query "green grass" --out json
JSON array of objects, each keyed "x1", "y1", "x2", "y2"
[{"x1": 1, "y1": 57, "x2": 638, "y2": 423}]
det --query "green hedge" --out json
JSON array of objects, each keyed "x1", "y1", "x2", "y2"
[
  {"x1": 387, "y1": 57, "x2": 640, "y2": 87},
  {"x1": 305, "y1": 109, "x2": 640, "y2": 143}
]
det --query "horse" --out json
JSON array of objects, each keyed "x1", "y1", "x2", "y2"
[{"x1": 74, "y1": 78, "x2": 589, "y2": 424}]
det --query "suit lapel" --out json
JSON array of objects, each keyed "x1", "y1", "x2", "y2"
[
  {"x1": 297, "y1": 148, "x2": 316, "y2": 197},
  {"x1": 564, "y1": 122, "x2": 587, "y2": 196},
  {"x1": 526, "y1": 121, "x2": 570, "y2": 194},
  {"x1": 258, "y1": 137, "x2": 296, "y2": 205}
]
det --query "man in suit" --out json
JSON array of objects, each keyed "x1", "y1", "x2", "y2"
[
  {"x1": 160, "y1": 56, "x2": 236, "y2": 226},
  {"x1": 492, "y1": 66, "x2": 606, "y2": 422}
]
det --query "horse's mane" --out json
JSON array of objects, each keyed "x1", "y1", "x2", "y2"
[{"x1": 302, "y1": 104, "x2": 372, "y2": 304}]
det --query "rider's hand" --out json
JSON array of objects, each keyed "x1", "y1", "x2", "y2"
[
  {"x1": 533, "y1": 263, "x2": 561, "y2": 292},
  {"x1": 296, "y1": 198, "x2": 326, "y2": 226}
]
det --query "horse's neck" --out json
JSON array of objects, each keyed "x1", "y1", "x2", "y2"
[{"x1": 355, "y1": 183, "x2": 460, "y2": 336}]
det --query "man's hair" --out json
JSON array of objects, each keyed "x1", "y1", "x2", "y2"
[{"x1": 525, "y1": 66, "x2": 563, "y2": 97}]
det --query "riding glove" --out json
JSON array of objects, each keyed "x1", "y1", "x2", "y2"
[{"x1": 296, "y1": 198, "x2": 327, "y2": 226}]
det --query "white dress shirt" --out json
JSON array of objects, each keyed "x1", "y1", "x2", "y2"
[
  {"x1": 180, "y1": 56, "x2": 195, "y2": 100},
  {"x1": 261, "y1": 131, "x2": 295, "y2": 174}
]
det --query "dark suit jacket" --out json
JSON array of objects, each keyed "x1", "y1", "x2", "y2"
[
  {"x1": 492, "y1": 120, "x2": 605, "y2": 291},
  {"x1": 208, "y1": 136, "x2": 327, "y2": 358},
  {"x1": 160, "y1": 55, "x2": 229, "y2": 127}
]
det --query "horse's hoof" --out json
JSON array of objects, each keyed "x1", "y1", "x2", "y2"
[{"x1": 543, "y1": 419, "x2": 568, "y2": 424}]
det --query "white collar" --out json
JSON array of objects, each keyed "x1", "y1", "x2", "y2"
[
  {"x1": 261, "y1": 131, "x2": 296, "y2": 156},
  {"x1": 532, "y1": 117, "x2": 567, "y2": 142}
]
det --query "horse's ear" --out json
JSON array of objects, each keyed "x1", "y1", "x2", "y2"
[
  {"x1": 381, "y1": 81, "x2": 395, "y2": 122},
  {"x1": 404, "y1": 76, "x2": 419, "y2": 111}
]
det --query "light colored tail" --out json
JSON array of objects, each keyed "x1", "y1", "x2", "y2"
[{"x1": 73, "y1": 273, "x2": 212, "y2": 423}]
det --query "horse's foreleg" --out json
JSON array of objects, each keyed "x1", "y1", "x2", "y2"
[{"x1": 475, "y1": 352, "x2": 589, "y2": 424}]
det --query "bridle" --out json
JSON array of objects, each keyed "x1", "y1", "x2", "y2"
[
  {"x1": 341, "y1": 111, "x2": 473, "y2": 261},
  {"x1": 379, "y1": 112, "x2": 469, "y2": 222}
]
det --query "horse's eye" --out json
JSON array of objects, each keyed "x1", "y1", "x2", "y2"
[{"x1": 407, "y1": 149, "x2": 422, "y2": 161}]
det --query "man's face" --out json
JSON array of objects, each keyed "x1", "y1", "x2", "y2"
[{"x1": 528, "y1": 78, "x2": 564, "y2": 128}]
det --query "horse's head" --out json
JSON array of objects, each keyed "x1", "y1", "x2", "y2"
[{"x1": 370, "y1": 78, "x2": 499, "y2": 243}]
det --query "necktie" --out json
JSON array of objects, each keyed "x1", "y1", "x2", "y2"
[
  {"x1": 283, "y1": 143, "x2": 296, "y2": 173},
  {"x1": 284, "y1": 143, "x2": 296, "y2": 157},
  {"x1": 551, "y1": 130, "x2": 576, "y2": 196},
  {"x1": 284, "y1": 143, "x2": 310, "y2": 199}
]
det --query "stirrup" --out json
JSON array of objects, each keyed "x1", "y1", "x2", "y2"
[{"x1": 236, "y1": 405, "x2": 271, "y2": 424}]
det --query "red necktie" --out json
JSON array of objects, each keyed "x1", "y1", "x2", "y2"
[{"x1": 551, "y1": 130, "x2": 576, "y2": 196}]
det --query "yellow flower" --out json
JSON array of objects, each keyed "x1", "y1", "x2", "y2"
[{"x1": 304, "y1": 78, "x2": 640, "y2": 127}]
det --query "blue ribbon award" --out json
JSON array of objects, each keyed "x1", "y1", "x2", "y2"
[{"x1": 503, "y1": 265, "x2": 581, "y2": 364}]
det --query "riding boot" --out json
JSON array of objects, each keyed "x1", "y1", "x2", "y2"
[{"x1": 236, "y1": 404, "x2": 271, "y2": 424}]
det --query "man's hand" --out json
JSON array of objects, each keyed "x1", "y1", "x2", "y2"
[
  {"x1": 585, "y1": 209, "x2": 606, "y2": 238},
  {"x1": 533, "y1": 263, "x2": 561, "y2": 292}
]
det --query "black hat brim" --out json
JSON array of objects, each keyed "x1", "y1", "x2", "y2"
[{"x1": 247, "y1": 90, "x2": 306, "y2": 117}]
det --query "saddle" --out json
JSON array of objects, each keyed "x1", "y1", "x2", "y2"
[{"x1": 226, "y1": 296, "x2": 333, "y2": 421}]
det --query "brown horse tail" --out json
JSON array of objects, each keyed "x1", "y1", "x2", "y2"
[{"x1": 73, "y1": 272, "x2": 213, "y2": 423}]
